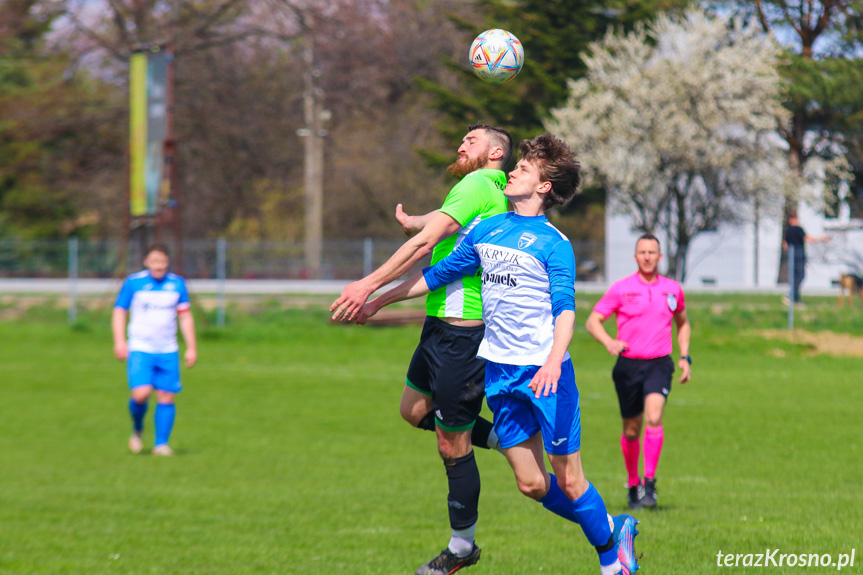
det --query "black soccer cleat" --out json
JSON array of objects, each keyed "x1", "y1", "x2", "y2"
[
  {"x1": 641, "y1": 478, "x2": 658, "y2": 508},
  {"x1": 627, "y1": 483, "x2": 646, "y2": 510},
  {"x1": 415, "y1": 544, "x2": 481, "y2": 575}
]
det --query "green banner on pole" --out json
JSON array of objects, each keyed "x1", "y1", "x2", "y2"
[{"x1": 129, "y1": 48, "x2": 169, "y2": 216}]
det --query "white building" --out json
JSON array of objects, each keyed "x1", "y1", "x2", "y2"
[{"x1": 604, "y1": 200, "x2": 863, "y2": 291}]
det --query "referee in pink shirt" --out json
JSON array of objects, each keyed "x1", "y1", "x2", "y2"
[{"x1": 585, "y1": 233, "x2": 692, "y2": 510}]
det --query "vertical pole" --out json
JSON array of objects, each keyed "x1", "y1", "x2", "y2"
[
  {"x1": 753, "y1": 196, "x2": 759, "y2": 287},
  {"x1": 217, "y1": 237, "x2": 226, "y2": 328},
  {"x1": 68, "y1": 237, "x2": 79, "y2": 325},
  {"x1": 166, "y1": 45, "x2": 183, "y2": 275},
  {"x1": 787, "y1": 244, "x2": 794, "y2": 330},
  {"x1": 302, "y1": 35, "x2": 324, "y2": 279},
  {"x1": 363, "y1": 237, "x2": 373, "y2": 277}
]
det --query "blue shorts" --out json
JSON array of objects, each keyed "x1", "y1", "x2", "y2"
[
  {"x1": 127, "y1": 351, "x2": 182, "y2": 393},
  {"x1": 484, "y1": 359, "x2": 581, "y2": 455}
]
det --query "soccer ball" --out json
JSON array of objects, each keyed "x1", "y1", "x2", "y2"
[{"x1": 469, "y1": 29, "x2": 524, "y2": 84}]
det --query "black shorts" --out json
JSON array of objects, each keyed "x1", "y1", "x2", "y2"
[
  {"x1": 611, "y1": 355, "x2": 675, "y2": 419},
  {"x1": 406, "y1": 316, "x2": 486, "y2": 432}
]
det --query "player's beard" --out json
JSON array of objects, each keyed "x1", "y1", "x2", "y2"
[{"x1": 447, "y1": 153, "x2": 488, "y2": 178}]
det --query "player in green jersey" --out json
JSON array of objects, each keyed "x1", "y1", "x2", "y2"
[{"x1": 331, "y1": 124, "x2": 512, "y2": 575}]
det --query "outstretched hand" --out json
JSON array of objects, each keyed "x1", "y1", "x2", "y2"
[
  {"x1": 330, "y1": 280, "x2": 373, "y2": 322},
  {"x1": 355, "y1": 301, "x2": 379, "y2": 325}
]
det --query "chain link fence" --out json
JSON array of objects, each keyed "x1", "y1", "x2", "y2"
[{"x1": 0, "y1": 238, "x2": 606, "y2": 282}]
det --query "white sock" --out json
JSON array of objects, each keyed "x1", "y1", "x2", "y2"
[
  {"x1": 448, "y1": 524, "x2": 477, "y2": 557},
  {"x1": 487, "y1": 427, "x2": 501, "y2": 452},
  {"x1": 600, "y1": 560, "x2": 622, "y2": 575}
]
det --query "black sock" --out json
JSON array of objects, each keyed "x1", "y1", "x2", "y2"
[
  {"x1": 445, "y1": 450, "x2": 480, "y2": 530},
  {"x1": 470, "y1": 416, "x2": 494, "y2": 449},
  {"x1": 416, "y1": 411, "x2": 435, "y2": 431}
]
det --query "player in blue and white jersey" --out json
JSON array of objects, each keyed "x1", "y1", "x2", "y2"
[
  {"x1": 112, "y1": 244, "x2": 197, "y2": 456},
  {"x1": 358, "y1": 134, "x2": 640, "y2": 575}
]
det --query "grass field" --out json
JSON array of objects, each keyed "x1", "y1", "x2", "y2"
[{"x1": 0, "y1": 294, "x2": 860, "y2": 574}]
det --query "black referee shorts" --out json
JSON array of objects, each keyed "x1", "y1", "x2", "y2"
[
  {"x1": 611, "y1": 355, "x2": 675, "y2": 419},
  {"x1": 406, "y1": 316, "x2": 486, "y2": 432}
]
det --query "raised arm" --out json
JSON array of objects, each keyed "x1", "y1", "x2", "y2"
[
  {"x1": 357, "y1": 230, "x2": 483, "y2": 324},
  {"x1": 356, "y1": 270, "x2": 432, "y2": 324},
  {"x1": 396, "y1": 205, "x2": 440, "y2": 237},
  {"x1": 330, "y1": 211, "x2": 462, "y2": 322},
  {"x1": 673, "y1": 309, "x2": 691, "y2": 383}
]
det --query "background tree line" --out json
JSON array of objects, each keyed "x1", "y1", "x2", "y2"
[{"x1": 0, "y1": 0, "x2": 860, "y2": 276}]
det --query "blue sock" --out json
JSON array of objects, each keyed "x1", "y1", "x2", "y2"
[
  {"x1": 572, "y1": 483, "x2": 614, "y2": 551},
  {"x1": 129, "y1": 399, "x2": 148, "y2": 433},
  {"x1": 154, "y1": 403, "x2": 176, "y2": 447},
  {"x1": 541, "y1": 476, "x2": 615, "y2": 566},
  {"x1": 540, "y1": 474, "x2": 579, "y2": 523}
]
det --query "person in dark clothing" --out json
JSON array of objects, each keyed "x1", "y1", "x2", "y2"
[{"x1": 783, "y1": 213, "x2": 829, "y2": 303}]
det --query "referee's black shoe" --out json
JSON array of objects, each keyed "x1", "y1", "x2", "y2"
[
  {"x1": 627, "y1": 483, "x2": 646, "y2": 510},
  {"x1": 641, "y1": 478, "x2": 658, "y2": 508},
  {"x1": 415, "y1": 544, "x2": 481, "y2": 575}
]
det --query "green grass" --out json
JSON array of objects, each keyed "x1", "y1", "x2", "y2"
[{"x1": 0, "y1": 294, "x2": 861, "y2": 574}]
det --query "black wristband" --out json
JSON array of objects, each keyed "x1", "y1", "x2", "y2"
[{"x1": 681, "y1": 355, "x2": 692, "y2": 364}]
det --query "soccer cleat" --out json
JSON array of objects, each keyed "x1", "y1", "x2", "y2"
[
  {"x1": 128, "y1": 432, "x2": 143, "y2": 454},
  {"x1": 641, "y1": 478, "x2": 658, "y2": 508},
  {"x1": 627, "y1": 484, "x2": 645, "y2": 510},
  {"x1": 415, "y1": 544, "x2": 481, "y2": 575},
  {"x1": 612, "y1": 514, "x2": 640, "y2": 574},
  {"x1": 152, "y1": 444, "x2": 174, "y2": 456}
]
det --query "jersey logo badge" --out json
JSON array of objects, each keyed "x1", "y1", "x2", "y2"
[
  {"x1": 666, "y1": 293, "x2": 677, "y2": 312},
  {"x1": 518, "y1": 232, "x2": 537, "y2": 250}
]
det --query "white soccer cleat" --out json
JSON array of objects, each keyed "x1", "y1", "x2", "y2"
[
  {"x1": 152, "y1": 444, "x2": 174, "y2": 456},
  {"x1": 128, "y1": 433, "x2": 143, "y2": 454}
]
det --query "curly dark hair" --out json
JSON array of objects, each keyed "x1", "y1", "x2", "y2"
[{"x1": 518, "y1": 133, "x2": 581, "y2": 209}]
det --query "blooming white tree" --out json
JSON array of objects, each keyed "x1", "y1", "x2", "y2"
[{"x1": 547, "y1": 9, "x2": 794, "y2": 281}]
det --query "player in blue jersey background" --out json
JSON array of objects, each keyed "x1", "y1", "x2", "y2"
[
  {"x1": 357, "y1": 134, "x2": 640, "y2": 575},
  {"x1": 112, "y1": 244, "x2": 197, "y2": 456}
]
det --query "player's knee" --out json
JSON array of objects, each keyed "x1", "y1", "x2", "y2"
[
  {"x1": 437, "y1": 428, "x2": 472, "y2": 461},
  {"x1": 645, "y1": 415, "x2": 663, "y2": 428},
  {"x1": 516, "y1": 477, "x2": 547, "y2": 500},
  {"x1": 438, "y1": 443, "x2": 461, "y2": 463},
  {"x1": 622, "y1": 427, "x2": 640, "y2": 442},
  {"x1": 131, "y1": 386, "x2": 152, "y2": 403}
]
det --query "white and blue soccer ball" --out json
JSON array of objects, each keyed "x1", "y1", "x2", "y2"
[{"x1": 469, "y1": 29, "x2": 524, "y2": 85}]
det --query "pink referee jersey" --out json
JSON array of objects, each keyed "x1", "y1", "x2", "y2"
[{"x1": 592, "y1": 272, "x2": 686, "y2": 360}]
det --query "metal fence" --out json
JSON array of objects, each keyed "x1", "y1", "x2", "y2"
[{"x1": 0, "y1": 238, "x2": 606, "y2": 282}]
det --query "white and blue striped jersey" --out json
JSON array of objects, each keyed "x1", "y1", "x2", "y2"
[
  {"x1": 423, "y1": 212, "x2": 576, "y2": 366},
  {"x1": 114, "y1": 271, "x2": 191, "y2": 354}
]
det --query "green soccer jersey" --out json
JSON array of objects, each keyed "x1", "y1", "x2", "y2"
[{"x1": 426, "y1": 169, "x2": 508, "y2": 319}]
